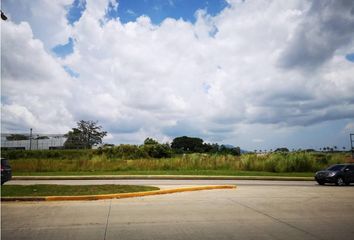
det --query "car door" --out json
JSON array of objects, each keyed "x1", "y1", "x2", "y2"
[{"x1": 348, "y1": 165, "x2": 354, "y2": 182}]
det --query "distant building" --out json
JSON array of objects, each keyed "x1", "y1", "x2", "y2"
[{"x1": 1, "y1": 133, "x2": 67, "y2": 150}]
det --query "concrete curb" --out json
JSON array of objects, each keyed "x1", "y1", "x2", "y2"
[
  {"x1": 1, "y1": 185, "x2": 236, "y2": 202},
  {"x1": 12, "y1": 175, "x2": 314, "y2": 181}
]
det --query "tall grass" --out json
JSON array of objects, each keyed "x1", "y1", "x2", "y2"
[{"x1": 6, "y1": 151, "x2": 350, "y2": 173}]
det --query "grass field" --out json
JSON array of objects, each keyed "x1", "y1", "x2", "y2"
[
  {"x1": 12, "y1": 170, "x2": 315, "y2": 177},
  {"x1": 1, "y1": 184, "x2": 159, "y2": 197},
  {"x1": 7, "y1": 152, "x2": 351, "y2": 175}
]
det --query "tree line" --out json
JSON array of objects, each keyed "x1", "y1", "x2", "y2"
[{"x1": 63, "y1": 121, "x2": 241, "y2": 157}]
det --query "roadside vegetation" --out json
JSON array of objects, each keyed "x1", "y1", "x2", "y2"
[
  {"x1": 1, "y1": 184, "x2": 159, "y2": 197},
  {"x1": 2, "y1": 127, "x2": 351, "y2": 176},
  {"x1": 3, "y1": 150, "x2": 350, "y2": 175}
]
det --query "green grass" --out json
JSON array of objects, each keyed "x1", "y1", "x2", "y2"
[
  {"x1": 13, "y1": 170, "x2": 314, "y2": 177},
  {"x1": 1, "y1": 184, "x2": 159, "y2": 197},
  {"x1": 7, "y1": 152, "x2": 351, "y2": 174}
]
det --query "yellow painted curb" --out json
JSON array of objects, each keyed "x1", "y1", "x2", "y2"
[{"x1": 44, "y1": 185, "x2": 236, "y2": 201}]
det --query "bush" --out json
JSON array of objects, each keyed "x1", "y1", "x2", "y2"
[
  {"x1": 141, "y1": 144, "x2": 172, "y2": 158},
  {"x1": 1, "y1": 149, "x2": 93, "y2": 160}
]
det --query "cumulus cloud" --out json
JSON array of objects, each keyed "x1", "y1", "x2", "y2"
[
  {"x1": 1, "y1": 0, "x2": 73, "y2": 48},
  {"x1": 1, "y1": 21, "x2": 74, "y2": 133},
  {"x1": 278, "y1": 0, "x2": 354, "y2": 69},
  {"x1": 1, "y1": 0, "x2": 354, "y2": 148}
]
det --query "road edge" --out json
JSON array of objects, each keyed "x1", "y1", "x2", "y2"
[{"x1": 1, "y1": 185, "x2": 236, "y2": 202}]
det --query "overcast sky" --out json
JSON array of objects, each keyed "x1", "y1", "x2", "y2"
[{"x1": 1, "y1": 0, "x2": 354, "y2": 150}]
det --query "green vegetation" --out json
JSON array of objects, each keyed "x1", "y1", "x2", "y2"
[
  {"x1": 12, "y1": 170, "x2": 314, "y2": 177},
  {"x1": 6, "y1": 134, "x2": 29, "y2": 141},
  {"x1": 64, "y1": 120, "x2": 107, "y2": 149},
  {"x1": 3, "y1": 150, "x2": 350, "y2": 175},
  {"x1": 171, "y1": 136, "x2": 241, "y2": 155},
  {"x1": 1, "y1": 184, "x2": 159, "y2": 197}
]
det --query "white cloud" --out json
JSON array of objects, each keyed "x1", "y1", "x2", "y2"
[
  {"x1": 2, "y1": 0, "x2": 354, "y2": 148},
  {"x1": 1, "y1": 0, "x2": 73, "y2": 48},
  {"x1": 1, "y1": 21, "x2": 74, "y2": 133}
]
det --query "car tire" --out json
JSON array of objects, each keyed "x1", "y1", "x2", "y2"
[
  {"x1": 335, "y1": 177, "x2": 345, "y2": 186},
  {"x1": 317, "y1": 181, "x2": 324, "y2": 185}
]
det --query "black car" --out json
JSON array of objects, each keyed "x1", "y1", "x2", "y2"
[
  {"x1": 1, "y1": 158, "x2": 12, "y2": 185},
  {"x1": 315, "y1": 164, "x2": 354, "y2": 186}
]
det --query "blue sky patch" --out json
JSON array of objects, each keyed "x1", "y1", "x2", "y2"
[
  {"x1": 345, "y1": 53, "x2": 354, "y2": 62},
  {"x1": 52, "y1": 38, "x2": 74, "y2": 58},
  {"x1": 63, "y1": 66, "x2": 80, "y2": 78},
  {"x1": 66, "y1": 0, "x2": 86, "y2": 25},
  {"x1": 106, "y1": 0, "x2": 229, "y2": 24}
]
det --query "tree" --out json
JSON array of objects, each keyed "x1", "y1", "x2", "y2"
[
  {"x1": 219, "y1": 145, "x2": 241, "y2": 156},
  {"x1": 64, "y1": 120, "x2": 107, "y2": 149},
  {"x1": 35, "y1": 136, "x2": 49, "y2": 140},
  {"x1": 274, "y1": 147, "x2": 289, "y2": 152},
  {"x1": 6, "y1": 134, "x2": 29, "y2": 141},
  {"x1": 144, "y1": 138, "x2": 159, "y2": 145},
  {"x1": 171, "y1": 136, "x2": 204, "y2": 153}
]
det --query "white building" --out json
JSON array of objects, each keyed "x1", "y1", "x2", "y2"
[{"x1": 1, "y1": 133, "x2": 67, "y2": 150}]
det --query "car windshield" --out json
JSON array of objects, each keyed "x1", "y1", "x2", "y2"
[{"x1": 326, "y1": 165, "x2": 345, "y2": 171}]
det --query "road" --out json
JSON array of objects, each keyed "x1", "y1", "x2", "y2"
[
  {"x1": 2, "y1": 180, "x2": 354, "y2": 240},
  {"x1": 6, "y1": 179, "x2": 316, "y2": 189}
]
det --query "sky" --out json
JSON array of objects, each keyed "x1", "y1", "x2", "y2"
[{"x1": 1, "y1": 0, "x2": 354, "y2": 151}]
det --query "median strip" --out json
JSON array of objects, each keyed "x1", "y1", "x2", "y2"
[{"x1": 1, "y1": 185, "x2": 236, "y2": 202}]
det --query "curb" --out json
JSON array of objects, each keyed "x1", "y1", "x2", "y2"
[
  {"x1": 1, "y1": 185, "x2": 236, "y2": 202},
  {"x1": 12, "y1": 175, "x2": 314, "y2": 181}
]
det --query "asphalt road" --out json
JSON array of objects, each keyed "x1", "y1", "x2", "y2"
[
  {"x1": 6, "y1": 179, "x2": 317, "y2": 189},
  {"x1": 2, "y1": 181, "x2": 354, "y2": 240}
]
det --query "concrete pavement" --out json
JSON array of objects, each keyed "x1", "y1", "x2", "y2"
[
  {"x1": 5, "y1": 179, "x2": 317, "y2": 189},
  {"x1": 2, "y1": 181, "x2": 354, "y2": 240}
]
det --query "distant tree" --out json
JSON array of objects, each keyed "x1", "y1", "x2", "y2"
[
  {"x1": 35, "y1": 136, "x2": 49, "y2": 140},
  {"x1": 144, "y1": 138, "x2": 159, "y2": 145},
  {"x1": 274, "y1": 148, "x2": 289, "y2": 153},
  {"x1": 6, "y1": 134, "x2": 29, "y2": 141},
  {"x1": 218, "y1": 145, "x2": 240, "y2": 156},
  {"x1": 343, "y1": 147, "x2": 346, "y2": 151},
  {"x1": 103, "y1": 143, "x2": 114, "y2": 148},
  {"x1": 142, "y1": 143, "x2": 172, "y2": 158},
  {"x1": 305, "y1": 149, "x2": 315, "y2": 152},
  {"x1": 64, "y1": 120, "x2": 107, "y2": 149},
  {"x1": 171, "y1": 136, "x2": 204, "y2": 153}
]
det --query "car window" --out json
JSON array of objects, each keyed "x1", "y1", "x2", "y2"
[
  {"x1": 1, "y1": 159, "x2": 9, "y2": 167},
  {"x1": 327, "y1": 165, "x2": 345, "y2": 171}
]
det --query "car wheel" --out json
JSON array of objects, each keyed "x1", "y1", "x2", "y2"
[
  {"x1": 335, "y1": 177, "x2": 344, "y2": 186},
  {"x1": 317, "y1": 181, "x2": 324, "y2": 185}
]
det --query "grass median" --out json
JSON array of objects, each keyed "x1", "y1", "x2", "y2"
[
  {"x1": 13, "y1": 170, "x2": 314, "y2": 177},
  {"x1": 1, "y1": 184, "x2": 159, "y2": 197}
]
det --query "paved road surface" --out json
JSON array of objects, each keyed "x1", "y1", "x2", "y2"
[
  {"x1": 6, "y1": 179, "x2": 317, "y2": 189},
  {"x1": 2, "y1": 181, "x2": 354, "y2": 240}
]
